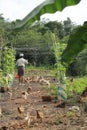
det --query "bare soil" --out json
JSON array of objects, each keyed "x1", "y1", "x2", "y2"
[{"x1": 0, "y1": 69, "x2": 87, "y2": 130}]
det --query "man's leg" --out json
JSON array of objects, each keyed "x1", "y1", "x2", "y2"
[
  {"x1": 21, "y1": 76, "x2": 23, "y2": 83},
  {"x1": 18, "y1": 76, "x2": 21, "y2": 85}
]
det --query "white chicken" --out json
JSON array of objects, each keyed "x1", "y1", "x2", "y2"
[{"x1": 24, "y1": 112, "x2": 31, "y2": 126}]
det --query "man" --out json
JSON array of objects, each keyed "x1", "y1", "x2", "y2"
[{"x1": 16, "y1": 53, "x2": 28, "y2": 85}]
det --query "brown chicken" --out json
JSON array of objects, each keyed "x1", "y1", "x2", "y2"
[
  {"x1": 0, "y1": 107, "x2": 2, "y2": 116},
  {"x1": 22, "y1": 91, "x2": 29, "y2": 100},
  {"x1": 18, "y1": 105, "x2": 24, "y2": 114},
  {"x1": 42, "y1": 95, "x2": 53, "y2": 102},
  {"x1": 81, "y1": 87, "x2": 87, "y2": 103},
  {"x1": 36, "y1": 109, "x2": 44, "y2": 122},
  {"x1": 81, "y1": 87, "x2": 87, "y2": 97},
  {"x1": 27, "y1": 87, "x2": 32, "y2": 94},
  {"x1": 70, "y1": 78, "x2": 73, "y2": 82},
  {"x1": 8, "y1": 91, "x2": 12, "y2": 99},
  {"x1": 24, "y1": 77, "x2": 29, "y2": 83}
]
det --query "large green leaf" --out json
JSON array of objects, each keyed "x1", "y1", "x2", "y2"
[
  {"x1": 61, "y1": 22, "x2": 87, "y2": 65},
  {"x1": 14, "y1": 0, "x2": 81, "y2": 29}
]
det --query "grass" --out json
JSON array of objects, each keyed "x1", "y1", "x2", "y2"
[
  {"x1": 26, "y1": 65, "x2": 56, "y2": 77},
  {"x1": 66, "y1": 76, "x2": 87, "y2": 96},
  {"x1": 26, "y1": 66, "x2": 87, "y2": 98}
]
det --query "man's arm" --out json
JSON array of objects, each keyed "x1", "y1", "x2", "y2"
[{"x1": 25, "y1": 59, "x2": 28, "y2": 64}]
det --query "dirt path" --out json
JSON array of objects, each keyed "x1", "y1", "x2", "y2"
[{"x1": 0, "y1": 70, "x2": 87, "y2": 130}]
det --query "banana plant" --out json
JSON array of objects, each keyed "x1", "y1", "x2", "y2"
[
  {"x1": 14, "y1": 0, "x2": 81, "y2": 29},
  {"x1": 51, "y1": 32, "x2": 67, "y2": 101},
  {"x1": 61, "y1": 22, "x2": 87, "y2": 65}
]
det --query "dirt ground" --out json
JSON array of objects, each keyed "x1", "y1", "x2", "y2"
[{"x1": 0, "y1": 70, "x2": 87, "y2": 130}]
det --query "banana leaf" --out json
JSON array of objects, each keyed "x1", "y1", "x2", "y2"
[
  {"x1": 14, "y1": 0, "x2": 81, "y2": 29},
  {"x1": 61, "y1": 22, "x2": 87, "y2": 65}
]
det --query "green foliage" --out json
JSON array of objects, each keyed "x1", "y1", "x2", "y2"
[
  {"x1": 45, "y1": 21, "x2": 65, "y2": 39},
  {"x1": 63, "y1": 17, "x2": 73, "y2": 35},
  {"x1": 0, "y1": 0, "x2": 82, "y2": 73},
  {"x1": 66, "y1": 76, "x2": 87, "y2": 96},
  {"x1": 0, "y1": 14, "x2": 9, "y2": 47},
  {"x1": 67, "y1": 49, "x2": 87, "y2": 76},
  {"x1": 13, "y1": 26, "x2": 52, "y2": 49},
  {"x1": 26, "y1": 66, "x2": 87, "y2": 100},
  {"x1": 50, "y1": 84, "x2": 57, "y2": 96},
  {"x1": 74, "y1": 49, "x2": 87, "y2": 76},
  {"x1": 2, "y1": 47, "x2": 16, "y2": 74},
  {"x1": 61, "y1": 22, "x2": 87, "y2": 65},
  {"x1": 0, "y1": 47, "x2": 16, "y2": 87},
  {"x1": 49, "y1": 76, "x2": 87, "y2": 98},
  {"x1": 0, "y1": 73, "x2": 13, "y2": 87},
  {"x1": 8, "y1": 19, "x2": 76, "y2": 67},
  {"x1": 51, "y1": 33, "x2": 67, "y2": 83},
  {"x1": 14, "y1": 29, "x2": 42, "y2": 47}
]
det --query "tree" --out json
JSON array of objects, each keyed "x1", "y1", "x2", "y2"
[
  {"x1": 63, "y1": 17, "x2": 73, "y2": 36},
  {"x1": 0, "y1": 14, "x2": 11, "y2": 67},
  {"x1": 13, "y1": 0, "x2": 81, "y2": 65},
  {"x1": 45, "y1": 21, "x2": 65, "y2": 39}
]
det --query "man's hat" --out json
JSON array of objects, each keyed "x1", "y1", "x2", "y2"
[{"x1": 20, "y1": 53, "x2": 24, "y2": 57}]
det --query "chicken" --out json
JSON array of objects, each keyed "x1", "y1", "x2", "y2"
[
  {"x1": 22, "y1": 91, "x2": 29, "y2": 100},
  {"x1": 24, "y1": 77, "x2": 29, "y2": 83},
  {"x1": 0, "y1": 107, "x2": 2, "y2": 116},
  {"x1": 81, "y1": 96, "x2": 87, "y2": 102},
  {"x1": 18, "y1": 105, "x2": 24, "y2": 114},
  {"x1": 70, "y1": 78, "x2": 73, "y2": 82},
  {"x1": 29, "y1": 75, "x2": 39, "y2": 82},
  {"x1": 44, "y1": 79, "x2": 50, "y2": 86},
  {"x1": 33, "y1": 75, "x2": 39, "y2": 82},
  {"x1": 24, "y1": 77, "x2": 31, "y2": 84},
  {"x1": 81, "y1": 87, "x2": 87, "y2": 97},
  {"x1": 68, "y1": 106, "x2": 80, "y2": 112},
  {"x1": 27, "y1": 87, "x2": 32, "y2": 94},
  {"x1": 36, "y1": 109, "x2": 44, "y2": 122},
  {"x1": 80, "y1": 87, "x2": 87, "y2": 102},
  {"x1": 42, "y1": 95, "x2": 53, "y2": 102},
  {"x1": 39, "y1": 77, "x2": 50, "y2": 86},
  {"x1": 8, "y1": 91, "x2": 12, "y2": 99},
  {"x1": 24, "y1": 112, "x2": 31, "y2": 126}
]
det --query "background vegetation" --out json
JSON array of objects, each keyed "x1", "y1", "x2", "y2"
[{"x1": 0, "y1": 13, "x2": 87, "y2": 77}]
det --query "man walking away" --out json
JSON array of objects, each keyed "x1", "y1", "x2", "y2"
[{"x1": 16, "y1": 53, "x2": 28, "y2": 85}]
